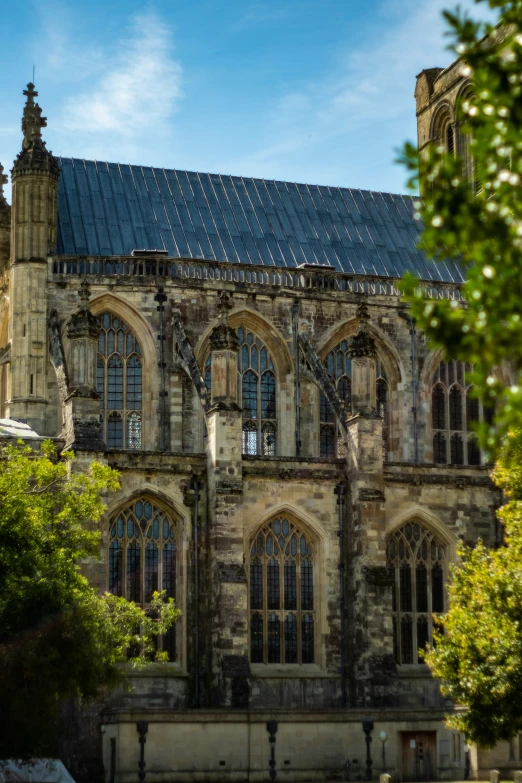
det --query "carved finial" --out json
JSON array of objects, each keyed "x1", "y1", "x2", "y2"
[
  {"x1": 217, "y1": 291, "x2": 233, "y2": 317},
  {"x1": 21, "y1": 83, "x2": 47, "y2": 150},
  {"x1": 78, "y1": 278, "x2": 91, "y2": 308},
  {"x1": 67, "y1": 280, "x2": 99, "y2": 341},
  {"x1": 12, "y1": 83, "x2": 59, "y2": 178},
  {"x1": 348, "y1": 327, "x2": 376, "y2": 358},
  {"x1": 356, "y1": 300, "x2": 370, "y2": 322},
  {"x1": 210, "y1": 292, "x2": 239, "y2": 352}
]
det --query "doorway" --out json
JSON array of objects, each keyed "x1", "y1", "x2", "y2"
[{"x1": 401, "y1": 731, "x2": 437, "y2": 781}]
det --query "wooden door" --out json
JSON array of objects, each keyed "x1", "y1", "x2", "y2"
[{"x1": 401, "y1": 732, "x2": 437, "y2": 782}]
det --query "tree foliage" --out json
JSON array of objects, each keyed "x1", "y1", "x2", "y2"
[
  {"x1": 0, "y1": 442, "x2": 180, "y2": 760},
  {"x1": 400, "y1": 0, "x2": 522, "y2": 748}
]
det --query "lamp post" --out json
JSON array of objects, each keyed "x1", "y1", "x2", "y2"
[
  {"x1": 266, "y1": 720, "x2": 278, "y2": 780},
  {"x1": 136, "y1": 720, "x2": 149, "y2": 783},
  {"x1": 362, "y1": 719, "x2": 374, "y2": 781},
  {"x1": 379, "y1": 731, "x2": 388, "y2": 773}
]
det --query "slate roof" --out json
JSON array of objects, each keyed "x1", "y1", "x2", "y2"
[{"x1": 56, "y1": 157, "x2": 465, "y2": 283}]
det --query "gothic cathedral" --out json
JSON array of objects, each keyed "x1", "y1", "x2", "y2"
[{"x1": 0, "y1": 57, "x2": 511, "y2": 782}]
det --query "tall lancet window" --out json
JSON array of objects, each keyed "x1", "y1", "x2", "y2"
[
  {"x1": 387, "y1": 521, "x2": 446, "y2": 665},
  {"x1": 108, "y1": 497, "x2": 177, "y2": 660},
  {"x1": 97, "y1": 312, "x2": 142, "y2": 449},
  {"x1": 319, "y1": 341, "x2": 389, "y2": 458},
  {"x1": 205, "y1": 327, "x2": 277, "y2": 456},
  {"x1": 431, "y1": 359, "x2": 491, "y2": 465},
  {"x1": 249, "y1": 517, "x2": 315, "y2": 665}
]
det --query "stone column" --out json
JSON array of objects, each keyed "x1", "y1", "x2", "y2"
[
  {"x1": 205, "y1": 292, "x2": 250, "y2": 707},
  {"x1": 7, "y1": 84, "x2": 59, "y2": 433},
  {"x1": 63, "y1": 280, "x2": 105, "y2": 452},
  {"x1": 344, "y1": 323, "x2": 396, "y2": 707}
]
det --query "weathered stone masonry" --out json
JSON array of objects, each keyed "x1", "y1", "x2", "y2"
[{"x1": 0, "y1": 76, "x2": 507, "y2": 782}]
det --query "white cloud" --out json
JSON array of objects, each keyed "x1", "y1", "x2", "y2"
[
  {"x1": 62, "y1": 13, "x2": 182, "y2": 137},
  {"x1": 219, "y1": 0, "x2": 491, "y2": 184}
]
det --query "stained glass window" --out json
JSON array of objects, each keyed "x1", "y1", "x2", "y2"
[
  {"x1": 432, "y1": 359, "x2": 490, "y2": 465},
  {"x1": 108, "y1": 498, "x2": 178, "y2": 660},
  {"x1": 249, "y1": 517, "x2": 315, "y2": 665},
  {"x1": 205, "y1": 328, "x2": 277, "y2": 456},
  {"x1": 97, "y1": 312, "x2": 142, "y2": 449},
  {"x1": 319, "y1": 341, "x2": 389, "y2": 458},
  {"x1": 387, "y1": 522, "x2": 446, "y2": 665}
]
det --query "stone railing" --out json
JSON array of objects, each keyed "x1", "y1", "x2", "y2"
[{"x1": 50, "y1": 255, "x2": 465, "y2": 301}]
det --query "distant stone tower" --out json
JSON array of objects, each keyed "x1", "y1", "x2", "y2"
[{"x1": 7, "y1": 83, "x2": 59, "y2": 432}]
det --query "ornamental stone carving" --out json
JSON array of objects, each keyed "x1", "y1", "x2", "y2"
[{"x1": 348, "y1": 327, "x2": 377, "y2": 358}]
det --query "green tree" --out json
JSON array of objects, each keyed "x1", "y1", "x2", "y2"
[
  {"x1": 400, "y1": 0, "x2": 522, "y2": 747},
  {"x1": 0, "y1": 441, "x2": 180, "y2": 760}
]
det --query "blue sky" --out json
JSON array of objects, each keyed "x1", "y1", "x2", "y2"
[{"x1": 0, "y1": 0, "x2": 487, "y2": 200}]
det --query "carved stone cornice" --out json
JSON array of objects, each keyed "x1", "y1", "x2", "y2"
[{"x1": 348, "y1": 327, "x2": 376, "y2": 358}]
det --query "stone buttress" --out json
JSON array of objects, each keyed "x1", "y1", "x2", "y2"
[
  {"x1": 205, "y1": 293, "x2": 251, "y2": 707},
  {"x1": 344, "y1": 316, "x2": 397, "y2": 706}
]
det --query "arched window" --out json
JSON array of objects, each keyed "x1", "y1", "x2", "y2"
[
  {"x1": 445, "y1": 122, "x2": 455, "y2": 156},
  {"x1": 108, "y1": 497, "x2": 178, "y2": 660},
  {"x1": 387, "y1": 521, "x2": 446, "y2": 665},
  {"x1": 319, "y1": 340, "x2": 389, "y2": 457},
  {"x1": 249, "y1": 516, "x2": 315, "y2": 665},
  {"x1": 97, "y1": 312, "x2": 142, "y2": 449},
  {"x1": 431, "y1": 359, "x2": 488, "y2": 465},
  {"x1": 205, "y1": 327, "x2": 277, "y2": 456}
]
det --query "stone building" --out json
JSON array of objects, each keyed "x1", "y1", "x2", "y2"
[{"x1": 0, "y1": 71, "x2": 508, "y2": 782}]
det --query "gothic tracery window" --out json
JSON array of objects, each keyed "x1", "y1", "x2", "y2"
[
  {"x1": 97, "y1": 312, "x2": 142, "y2": 449},
  {"x1": 205, "y1": 327, "x2": 277, "y2": 456},
  {"x1": 249, "y1": 517, "x2": 315, "y2": 665},
  {"x1": 387, "y1": 521, "x2": 446, "y2": 665},
  {"x1": 319, "y1": 340, "x2": 388, "y2": 458},
  {"x1": 108, "y1": 497, "x2": 177, "y2": 660},
  {"x1": 431, "y1": 359, "x2": 490, "y2": 465}
]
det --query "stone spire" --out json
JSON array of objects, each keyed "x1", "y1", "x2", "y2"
[{"x1": 12, "y1": 83, "x2": 59, "y2": 178}]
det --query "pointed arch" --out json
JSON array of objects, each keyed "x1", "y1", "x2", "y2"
[
  {"x1": 386, "y1": 505, "x2": 458, "y2": 561},
  {"x1": 90, "y1": 292, "x2": 157, "y2": 372},
  {"x1": 318, "y1": 317, "x2": 404, "y2": 389},
  {"x1": 386, "y1": 507, "x2": 453, "y2": 665},
  {"x1": 195, "y1": 306, "x2": 293, "y2": 378},
  {"x1": 90, "y1": 293, "x2": 158, "y2": 450},
  {"x1": 246, "y1": 504, "x2": 325, "y2": 666},
  {"x1": 105, "y1": 489, "x2": 187, "y2": 665},
  {"x1": 105, "y1": 486, "x2": 189, "y2": 526},
  {"x1": 244, "y1": 502, "x2": 327, "y2": 550}
]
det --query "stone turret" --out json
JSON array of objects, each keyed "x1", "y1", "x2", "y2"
[
  {"x1": 7, "y1": 83, "x2": 60, "y2": 433},
  {"x1": 0, "y1": 164, "x2": 10, "y2": 271}
]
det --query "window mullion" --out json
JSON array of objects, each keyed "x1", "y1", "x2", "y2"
[
  {"x1": 263, "y1": 555, "x2": 267, "y2": 663},
  {"x1": 297, "y1": 555, "x2": 302, "y2": 665},
  {"x1": 396, "y1": 566, "x2": 401, "y2": 664},
  {"x1": 412, "y1": 553, "x2": 417, "y2": 663}
]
